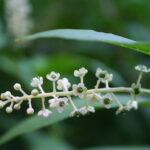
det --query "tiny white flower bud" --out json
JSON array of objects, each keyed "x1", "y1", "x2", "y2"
[
  {"x1": 27, "y1": 107, "x2": 34, "y2": 115},
  {"x1": 6, "y1": 107, "x2": 13, "y2": 113},
  {"x1": 0, "y1": 93, "x2": 5, "y2": 100},
  {"x1": 5, "y1": 91, "x2": 12, "y2": 97},
  {"x1": 13, "y1": 83, "x2": 21, "y2": 90},
  {"x1": 31, "y1": 89, "x2": 39, "y2": 96},
  {"x1": 1, "y1": 91, "x2": 12, "y2": 99},
  {"x1": 14, "y1": 103, "x2": 21, "y2": 110},
  {"x1": 14, "y1": 96, "x2": 20, "y2": 102}
]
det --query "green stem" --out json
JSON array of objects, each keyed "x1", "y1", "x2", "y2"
[
  {"x1": 95, "y1": 79, "x2": 100, "y2": 89},
  {"x1": 137, "y1": 72, "x2": 143, "y2": 84},
  {"x1": 3, "y1": 87, "x2": 150, "y2": 103},
  {"x1": 67, "y1": 96, "x2": 78, "y2": 111}
]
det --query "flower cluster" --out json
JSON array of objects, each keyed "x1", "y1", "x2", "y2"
[
  {"x1": 0, "y1": 65, "x2": 149, "y2": 117},
  {"x1": 4, "y1": 0, "x2": 33, "y2": 38}
]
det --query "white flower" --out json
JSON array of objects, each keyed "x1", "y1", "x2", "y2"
[
  {"x1": 79, "y1": 106, "x2": 95, "y2": 115},
  {"x1": 101, "y1": 94, "x2": 112, "y2": 109},
  {"x1": 74, "y1": 67, "x2": 88, "y2": 77},
  {"x1": 104, "y1": 73, "x2": 113, "y2": 83},
  {"x1": 49, "y1": 97, "x2": 68, "y2": 113},
  {"x1": 125, "y1": 100, "x2": 138, "y2": 111},
  {"x1": 135, "y1": 65, "x2": 150, "y2": 73},
  {"x1": 131, "y1": 83, "x2": 141, "y2": 95},
  {"x1": 95, "y1": 68, "x2": 113, "y2": 83},
  {"x1": 94, "y1": 93, "x2": 112, "y2": 109},
  {"x1": 38, "y1": 109, "x2": 52, "y2": 117},
  {"x1": 4, "y1": 0, "x2": 33, "y2": 38},
  {"x1": 46, "y1": 71, "x2": 60, "y2": 81},
  {"x1": 95, "y1": 68, "x2": 103, "y2": 78},
  {"x1": 49, "y1": 98, "x2": 58, "y2": 108},
  {"x1": 100, "y1": 73, "x2": 113, "y2": 83},
  {"x1": 57, "y1": 78, "x2": 71, "y2": 91},
  {"x1": 72, "y1": 83, "x2": 87, "y2": 98},
  {"x1": 31, "y1": 77, "x2": 43, "y2": 87}
]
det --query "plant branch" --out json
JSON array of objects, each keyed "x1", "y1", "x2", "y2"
[{"x1": 3, "y1": 87, "x2": 150, "y2": 103}]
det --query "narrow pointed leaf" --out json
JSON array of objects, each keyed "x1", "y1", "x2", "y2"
[
  {"x1": 0, "y1": 95, "x2": 149, "y2": 145},
  {"x1": 19, "y1": 29, "x2": 150, "y2": 55}
]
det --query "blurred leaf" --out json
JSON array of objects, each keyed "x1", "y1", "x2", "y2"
[
  {"x1": 25, "y1": 132, "x2": 74, "y2": 150},
  {"x1": 0, "y1": 56, "x2": 33, "y2": 88},
  {"x1": 20, "y1": 29, "x2": 150, "y2": 55},
  {"x1": 0, "y1": 56, "x2": 19, "y2": 78},
  {"x1": 82, "y1": 146, "x2": 150, "y2": 150},
  {"x1": 0, "y1": 20, "x2": 7, "y2": 48},
  {"x1": 88, "y1": 58, "x2": 126, "y2": 86},
  {"x1": 30, "y1": 54, "x2": 126, "y2": 85},
  {"x1": 0, "y1": 95, "x2": 149, "y2": 145}
]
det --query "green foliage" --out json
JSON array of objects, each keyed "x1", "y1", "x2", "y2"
[
  {"x1": 83, "y1": 146, "x2": 150, "y2": 150},
  {"x1": 0, "y1": 0, "x2": 150, "y2": 149},
  {"x1": 0, "y1": 95, "x2": 149, "y2": 145},
  {"x1": 20, "y1": 29, "x2": 150, "y2": 55}
]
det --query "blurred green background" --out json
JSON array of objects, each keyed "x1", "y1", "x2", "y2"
[{"x1": 0, "y1": 0, "x2": 150, "y2": 150}]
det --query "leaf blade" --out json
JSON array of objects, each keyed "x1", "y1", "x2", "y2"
[
  {"x1": 82, "y1": 146, "x2": 150, "y2": 150},
  {"x1": 0, "y1": 95, "x2": 149, "y2": 145},
  {"x1": 19, "y1": 29, "x2": 150, "y2": 55}
]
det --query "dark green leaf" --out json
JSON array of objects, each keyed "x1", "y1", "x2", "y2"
[
  {"x1": 82, "y1": 146, "x2": 150, "y2": 150},
  {"x1": 0, "y1": 95, "x2": 149, "y2": 145}
]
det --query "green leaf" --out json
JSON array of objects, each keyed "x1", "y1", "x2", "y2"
[
  {"x1": 0, "y1": 95, "x2": 149, "y2": 145},
  {"x1": 82, "y1": 146, "x2": 150, "y2": 150},
  {"x1": 0, "y1": 20, "x2": 7, "y2": 48},
  {"x1": 25, "y1": 132, "x2": 74, "y2": 150},
  {"x1": 19, "y1": 29, "x2": 150, "y2": 55},
  {"x1": 30, "y1": 53, "x2": 126, "y2": 85}
]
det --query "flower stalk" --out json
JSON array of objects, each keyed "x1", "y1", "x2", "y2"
[{"x1": 0, "y1": 65, "x2": 150, "y2": 117}]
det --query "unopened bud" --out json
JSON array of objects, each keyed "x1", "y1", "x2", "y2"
[
  {"x1": 31, "y1": 89, "x2": 39, "y2": 96},
  {"x1": 14, "y1": 83, "x2": 21, "y2": 91},
  {"x1": 6, "y1": 107, "x2": 13, "y2": 113},
  {"x1": 14, "y1": 103, "x2": 21, "y2": 110},
  {"x1": 27, "y1": 107, "x2": 34, "y2": 115}
]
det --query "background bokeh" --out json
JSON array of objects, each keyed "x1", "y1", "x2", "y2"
[{"x1": 0, "y1": 0, "x2": 150, "y2": 150}]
